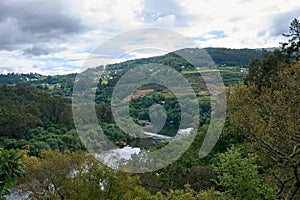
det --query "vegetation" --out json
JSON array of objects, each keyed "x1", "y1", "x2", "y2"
[
  {"x1": 0, "y1": 148, "x2": 23, "y2": 199},
  {"x1": 230, "y1": 61, "x2": 300, "y2": 199},
  {"x1": 0, "y1": 18, "x2": 299, "y2": 199},
  {"x1": 216, "y1": 146, "x2": 275, "y2": 200}
]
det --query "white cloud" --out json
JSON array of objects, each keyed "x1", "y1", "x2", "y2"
[
  {"x1": 0, "y1": 0, "x2": 299, "y2": 74},
  {"x1": 75, "y1": 0, "x2": 144, "y2": 29},
  {"x1": 173, "y1": 0, "x2": 300, "y2": 48}
]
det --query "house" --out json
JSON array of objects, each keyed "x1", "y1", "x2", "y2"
[{"x1": 240, "y1": 68, "x2": 248, "y2": 73}]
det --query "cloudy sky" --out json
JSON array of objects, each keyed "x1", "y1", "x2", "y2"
[{"x1": 0, "y1": 0, "x2": 299, "y2": 75}]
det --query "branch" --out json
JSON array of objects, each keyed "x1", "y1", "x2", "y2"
[
  {"x1": 272, "y1": 173, "x2": 294, "y2": 197},
  {"x1": 289, "y1": 144, "x2": 300, "y2": 159},
  {"x1": 250, "y1": 132, "x2": 287, "y2": 158}
]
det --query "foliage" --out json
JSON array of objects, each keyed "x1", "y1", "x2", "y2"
[
  {"x1": 205, "y1": 47, "x2": 263, "y2": 66},
  {"x1": 245, "y1": 49, "x2": 282, "y2": 86},
  {"x1": 246, "y1": 18, "x2": 300, "y2": 87},
  {"x1": 153, "y1": 184, "x2": 222, "y2": 200},
  {"x1": 0, "y1": 148, "x2": 23, "y2": 199},
  {"x1": 229, "y1": 61, "x2": 300, "y2": 199},
  {"x1": 2, "y1": 20, "x2": 299, "y2": 199},
  {"x1": 19, "y1": 150, "x2": 222, "y2": 200},
  {"x1": 0, "y1": 73, "x2": 76, "y2": 96},
  {"x1": 0, "y1": 85, "x2": 73, "y2": 139},
  {"x1": 20, "y1": 150, "x2": 152, "y2": 200},
  {"x1": 281, "y1": 18, "x2": 300, "y2": 62},
  {"x1": 216, "y1": 146, "x2": 275, "y2": 200}
]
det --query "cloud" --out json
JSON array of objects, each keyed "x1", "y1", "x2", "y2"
[
  {"x1": 238, "y1": 0, "x2": 255, "y2": 3},
  {"x1": 193, "y1": 31, "x2": 227, "y2": 41},
  {"x1": 266, "y1": 7, "x2": 300, "y2": 37},
  {"x1": 142, "y1": 0, "x2": 196, "y2": 27},
  {"x1": 0, "y1": 0, "x2": 87, "y2": 55},
  {"x1": 23, "y1": 45, "x2": 67, "y2": 56},
  {"x1": 0, "y1": 0, "x2": 300, "y2": 75}
]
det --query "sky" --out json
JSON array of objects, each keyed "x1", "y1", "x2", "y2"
[{"x1": 0, "y1": 0, "x2": 299, "y2": 75}]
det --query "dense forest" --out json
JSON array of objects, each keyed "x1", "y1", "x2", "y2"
[{"x1": 0, "y1": 19, "x2": 299, "y2": 199}]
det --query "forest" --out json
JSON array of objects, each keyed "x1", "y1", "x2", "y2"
[{"x1": 0, "y1": 19, "x2": 299, "y2": 200}]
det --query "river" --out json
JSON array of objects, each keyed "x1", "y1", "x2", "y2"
[{"x1": 99, "y1": 128, "x2": 193, "y2": 164}]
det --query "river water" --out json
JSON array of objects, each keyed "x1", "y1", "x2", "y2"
[{"x1": 99, "y1": 128, "x2": 193, "y2": 164}]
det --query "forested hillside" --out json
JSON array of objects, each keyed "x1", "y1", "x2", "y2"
[{"x1": 0, "y1": 19, "x2": 299, "y2": 200}]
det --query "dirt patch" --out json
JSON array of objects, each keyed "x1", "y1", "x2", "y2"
[
  {"x1": 197, "y1": 91, "x2": 209, "y2": 95},
  {"x1": 124, "y1": 89, "x2": 154, "y2": 100}
]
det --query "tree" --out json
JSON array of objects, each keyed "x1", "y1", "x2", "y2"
[
  {"x1": 246, "y1": 18, "x2": 300, "y2": 86},
  {"x1": 245, "y1": 58, "x2": 261, "y2": 85},
  {"x1": 245, "y1": 49, "x2": 282, "y2": 86},
  {"x1": 0, "y1": 149, "x2": 23, "y2": 199},
  {"x1": 153, "y1": 184, "x2": 221, "y2": 200},
  {"x1": 229, "y1": 61, "x2": 300, "y2": 199},
  {"x1": 282, "y1": 18, "x2": 300, "y2": 61},
  {"x1": 20, "y1": 150, "x2": 153, "y2": 200},
  {"x1": 215, "y1": 146, "x2": 275, "y2": 200}
]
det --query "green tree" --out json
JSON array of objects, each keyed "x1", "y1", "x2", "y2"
[
  {"x1": 153, "y1": 184, "x2": 221, "y2": 200},
  {"x1": 245, "y1": 49, "x2": 282, "y2": 86},
  {"x1": 216, "y1": 146, "x2": 275, "y2": 200},
  {"x1": 282, "y1": 18, "x2": 300, "y2": 61},
  {"x1": 246, "y1": 18, "x2": 300, "y2": 86},
  {"x1": 245, "y1": 58, "x2": 261, "y2": 85},
  {"x1": 0, "y1": 148, "x2": 23, "y2": 199},
  {"x1": 20, "y1": 150, "x2": 153, "y2": 200},
  {"x1": 229, "y1": 61, "x2": 300, "y2": 199}
]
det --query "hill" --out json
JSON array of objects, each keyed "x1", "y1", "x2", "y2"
[{"x1": 0, "y1": 47, "x2": 267, "y2": 96}]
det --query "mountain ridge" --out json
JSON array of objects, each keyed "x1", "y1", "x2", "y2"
[{"x1": 0, "y1": 47, "x2": 271, "y2": 78}]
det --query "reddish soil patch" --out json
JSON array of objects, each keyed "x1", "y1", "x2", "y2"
[{"x1": 124, "y1": 89, "x2": 154, "y2": 100}]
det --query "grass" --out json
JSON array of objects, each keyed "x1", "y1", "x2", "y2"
[{"x1": 181, "y1": 67, "x2": 247, "y2": 86}]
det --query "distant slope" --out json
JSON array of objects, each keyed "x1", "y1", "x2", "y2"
[
  {"x1": 0, "y1": 73, "x2": 76, "y2": 85},
  {"x1": 0, "y1": 85, "x2": 73, "y2": 139},
  {"x1": 106, "y1": 47, "x2": 265, "y2": 71},
  {"x1": 0, "y1": 47, "x2": 267, "y2": 89},
  {"x1": 204, "y1": 47, "x2": 264, "y2": 66}
]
